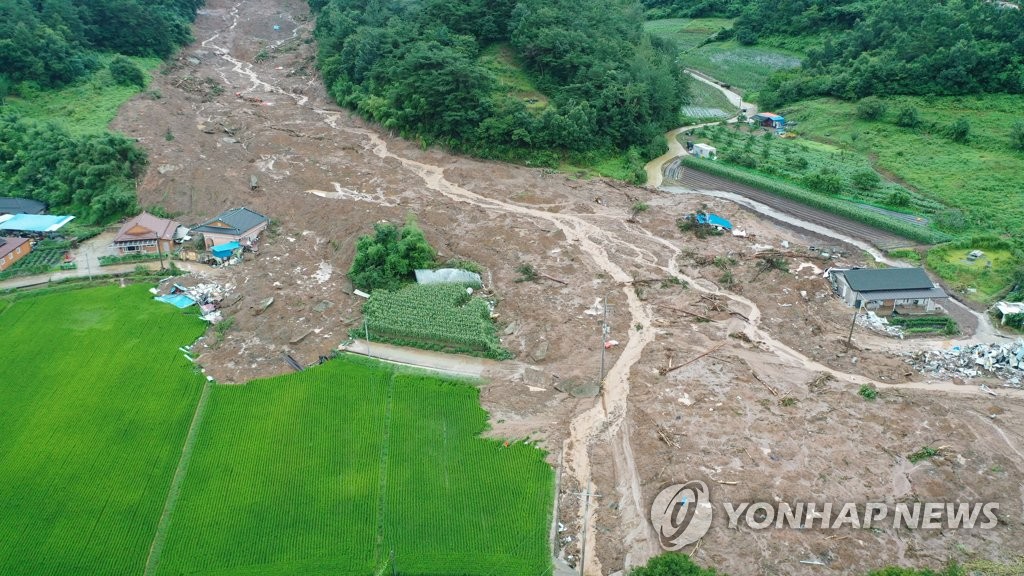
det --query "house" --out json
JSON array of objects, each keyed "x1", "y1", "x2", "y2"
[
  {"x1": 191, "y1": 207, "x2": 270, "y2": 250},
  {"x1": 0, "y1": 237, "x2": 32, "y2": 271},
  {"x1": 752, "y1": 113, "x2": 785, "y2": 130},
  {"x1": 113, "y1": 212, "x2": 182, "y2": 255},
  {"x1": 692, "y1": 143, "x2": 717, "y2": 160},
  {"x1": 0, "y1": 198, "x2": 46, "y2": 216},
  {"x1": 693, "y1": 212, "x2": 733, "y2": 231},
  {"x1": 829, "y1": 267, "x2": 947, "y2": 313}
]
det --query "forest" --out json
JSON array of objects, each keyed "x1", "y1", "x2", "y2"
[
  {"x1": 0, "y1": 0, "x2": 201, "y2": 225},
  {"x1": 733, "y1": 0, "x2": 1024, "y2": 106},
  {"x1": 310, "y1": 0, "x2": 687, "y2": 176}
]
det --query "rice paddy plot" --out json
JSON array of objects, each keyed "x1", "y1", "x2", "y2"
[
  {"x1": 682, "y1": 106, "x2": 730, "y2": 119},
  {"x1": 154, "y1": 357, "x2": 554, "y2": 576},
  {"x1": 0, "y1": 284, "x2": 207, "y2": 575}
]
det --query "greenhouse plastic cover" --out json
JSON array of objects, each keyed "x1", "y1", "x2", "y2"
[{"x1": 414, "y1": 268, "x2": 481, "y2": 285}]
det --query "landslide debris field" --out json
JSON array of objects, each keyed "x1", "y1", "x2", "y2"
[{"x1": 109, "y1": 0, "x2": 1024, "y2": 573}]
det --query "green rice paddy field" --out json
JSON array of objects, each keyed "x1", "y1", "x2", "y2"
[{"x1": 0, "y1": 285, "x2": 554, "y2": 575}]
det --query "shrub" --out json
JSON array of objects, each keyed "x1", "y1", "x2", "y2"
[
  {"x1": 108, "y1": 56, "x2": 146, "y2": 87},
  {"x1": 895, "y1": 105, "x2": 921, "y2": 128},
  {"x1": 1011, "y1": 120, "x2": 1024, "y2": 151},
  {"x1": 851, "y1": 170, "x2": 881, "y2": 190},
  {"x1": 803, "y1": 167, "x2": 843, "y2": 195},
  {"x1": 858, "y1": 384, "x2": 878, "y2": 400},
  {"x1": 856, "y1": 96, "x2": 887, "y2": 120},
  {"x1": 944, "y1": 118, "x2": 970, "y2": 143}
]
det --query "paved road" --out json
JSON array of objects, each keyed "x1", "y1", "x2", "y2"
[{"x1": 665, "y1": 162, "x2": 915, "y2": 250}]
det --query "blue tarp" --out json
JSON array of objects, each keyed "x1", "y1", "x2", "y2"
[
  {"x1": 0, "y1": 213, "x2": 75, "y2": 233},
  {"x1": 211, "y1": 241, "x2": 241, "y2": 258},
  {"x1": 155, "y1": 294, "x2": 196, "y2": 308},
  {"x1": 695, "y1": 213, "x2": 733, "y2": 230}
]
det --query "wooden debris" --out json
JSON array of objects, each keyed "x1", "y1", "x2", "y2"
[
  {"x1": 540, "y1": 273, "x2": 568, "y2": 285},
  {"x1": 710, "y1": 477, "x2": 738, "y2": 485},
  {"x1": 661, "y1": 342, "x2": 726, "y2": 375},
  {"x1": 655, "y1": 303, "x2": 713, "y2": 323},
  {"x1": 751, "y1": 371, "x2": 778, "y2": 396}
]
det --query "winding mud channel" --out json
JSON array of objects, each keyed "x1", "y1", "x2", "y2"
[{"x1": 170, "y1": 5, "x2": 1023, "y2": 573}]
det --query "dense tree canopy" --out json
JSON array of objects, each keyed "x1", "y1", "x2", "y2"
[
  {"x1": 0, "y1": 115, "x2": 146, "y2": 223},
  {"x1": 0, "y1": 0, "x2": 202, "y2": 88},
  {"x1": 348, "y1": 217, "x2": 438, "y2": 292},
  {"x1": 311, "y1": 0, "x2": 687, "y2": 166},
  {"x1": 732, "y1": 0, "x2": 1024, "y2": 106}
]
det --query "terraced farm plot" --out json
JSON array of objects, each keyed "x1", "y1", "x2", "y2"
[
  {"x1": 0, "y1": 285, "x2": 207, "y2": 575},
  {"x1": 363, "y1": 283, "x2": 511, "y2": 359},
  {"x1": 154, "y1": 358, "x2": 554, "y2": 576}
]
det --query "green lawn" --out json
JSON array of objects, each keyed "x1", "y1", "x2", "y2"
[
  {"x1": 643, "y1": 18, "x2": 735, "y2": 51},
  {"x1": 155, "y1": 357, "x2": 554, "y2": 575},
  {"x1": 0, "y1": 285, "x2": 207, "y2": 575},
  {"x1": 5, "y1": 54, "x2": 160, "y2": 135}
]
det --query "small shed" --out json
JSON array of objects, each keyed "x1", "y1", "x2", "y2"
[
  {"x1": 752, "y1": 113, "x2": 785, "y2": 129},
  {"x1": 211, "y1": 241, "x2": 242, "y2": 259},
  {"x1": 993, "y1": 302, "x2": 1024, "y2": 325},
  {"x1": 692, "y1": 143, "x2": 717, "y2": 159},
  {"x1": 0, "y1": 198, "x2": 46, "y2": 216}
]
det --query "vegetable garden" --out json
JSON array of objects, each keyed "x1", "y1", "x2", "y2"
[
  {"x1": 362, "y1": 284, "x2": 512, "y2": 360},
  {"x1": 155, "y1": 357, "x2": 553, "y2": 575}
]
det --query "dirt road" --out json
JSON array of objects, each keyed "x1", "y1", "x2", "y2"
[{"x1": 108, "y1": 0, "x2": 1024, "y2": 573}]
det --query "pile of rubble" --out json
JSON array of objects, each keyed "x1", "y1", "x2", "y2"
[
  {"x1": 903, "y1": 339, "x2": 1024, "y2": 386},
  {"x1": 153, "y1": 279, "x2": 235, "y2": 323},
  {"x1": 858, "y1": 311, "x2": 904, "y2": 338}
]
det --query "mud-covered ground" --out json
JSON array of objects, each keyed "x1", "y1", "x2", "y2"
[{"x1": 110, "y1": 0, "x2": 1024, "y2": 574}]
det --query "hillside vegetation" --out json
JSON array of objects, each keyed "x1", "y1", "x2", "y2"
[
  {"x1": 0, "y1": 0, "x2": 201, "y2": 226},
  {"x1": 310, "y1": 0, "x2": 688, "y2": 180}
]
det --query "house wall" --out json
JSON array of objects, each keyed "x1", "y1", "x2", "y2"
[
  {"x1": 202, "y1": 222, "x2": 268, "y2": 249},
  {"x1": 0, "y1": 242, "x2": 31, "y2": 271},
  {"x1": 115, "y1": 239, "x2": 174, "y2": 255}
]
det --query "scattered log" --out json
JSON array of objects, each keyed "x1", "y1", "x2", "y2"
[
  {"x1": 660, "y1": 342, "x2": 726, "y2": 375},
  {"x1": 654, "y1": 303, "x2": 713, "y2": 323},
  {"x1": 540, "y1": 273, "x2": 568, "y2": 285}
]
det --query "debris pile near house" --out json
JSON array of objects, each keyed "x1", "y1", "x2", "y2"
[
  {"x1": 857, "y1": 311, "x2": 904, "y2": 338},
  {"x1": 153, "y1": 281, "x2": 234, "y2": 323},
  {"x1": 903, "y1": 339, "x2": 1024, "y2": 386}
]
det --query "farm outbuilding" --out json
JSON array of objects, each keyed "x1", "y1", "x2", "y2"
[
  {"x1": 0, "y1": 237, "x2": 31, "y2": 271},
  {"x1": 692, "y1": 143, "x2": 717, "y2": 159},
  {"x1": 828, "y1": 267, "x2": 947, "y2": 313},
  {"x1": 0, "y1": 198, "x2": 46, "y2": 216},
  {"x1": 752, "y1": 112, "x2": 785, "y2": 129},
  {"x1": 191, "y1": 207, "x2": 270, "y2": 250},
  {"x1": 0, "y1": 213, "x2": 74, "y2": 235}
]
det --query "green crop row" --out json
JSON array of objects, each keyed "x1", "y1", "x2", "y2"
[
  {"x1": 679, "y1": 156, "x2": 950, "y2": 244},
  {"x1": 0, "y1": 285, "x2": 207, "y2": 575},
  {"x1": 155, "y1": 358, "x2": 553, "y2": 575},
  {"x1": 362, "y1": 284, "x2": 512, "y2": 360}
]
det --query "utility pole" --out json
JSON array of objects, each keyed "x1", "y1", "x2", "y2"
[
  {"x1": 846, "y1": 301, "x2": 863, "y2": 347},
  {"x1": 599, "y1": 295, "x2": 610, "y2": 385},
  {"x1": 575, "y1": 482, "x2": 601, "y2": 576},
  {"x1": 157, "y1": 240, "x2": 166, "y2": 271},
  {"x1": 364, "y1": 317, "x2": 372, "y2": 359}
]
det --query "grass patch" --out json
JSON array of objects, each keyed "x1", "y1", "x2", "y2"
[
  {"x1": 684, "y1": 79, "x2": 739, "y2": 118},
  {"x1": 643, "y1": 18, "x2": 735, "y2": 51},
  {"x1": 479, "y1": 43, "x2": 549, "y2": 112},
  {"x1": 0, "y1": 285, "x2": 207, "y2": 575},
  {"x1": 908, "y1": 446, "x2": 939, "y2": 464},
  {"x1": 6, "y1": 54, "x2": 161, "y2": 135},
  {"x1": 888, "y1": 248, "x2": 922, "y2": 264},
  {"x1": 155, "y1": 357, "x2": 554, "y2": 575},
  {"x1": 926, "y1": 238, "x2": 1020, "y2": 302},
  {"x1": 888, "y1": 314, "x2": 959, "y2": 336}
]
